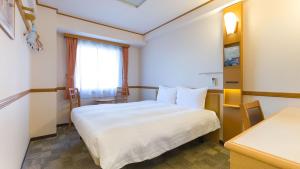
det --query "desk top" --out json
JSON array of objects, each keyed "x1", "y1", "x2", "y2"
[
  {"x1": 95, "y1": 98, "x2": 116, "y2": 102},
  {"x1": 225, "y1": 107, "x2": 300, "y2": 169}
]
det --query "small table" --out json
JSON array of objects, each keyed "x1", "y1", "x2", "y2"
[{"x1": 95, "y1": 98, "x2": 116, "y2": 104}]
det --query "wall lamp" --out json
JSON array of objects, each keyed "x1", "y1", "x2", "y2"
[{"x1": 224, "y1": 12, "x2": 238, "y2": 35}]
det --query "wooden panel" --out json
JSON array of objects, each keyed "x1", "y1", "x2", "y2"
[
  {"x1": 224, "y1": 67, "x2": 241, "y2": 89},
  {"x1": 223, "y1": 107, "x2": 242, "y2": 142},
  {"x1": 204, "y1": 93, "x2": 221, "y2": 143},
  {"x1": 224, "y1": 89, "x2": 241, "y2": 106},
  {"x1": 205, "y1": 93, "x2": 220, "y2": 118},
  {"x1": 230, "y1": 152, "x2": 279, "y2": 169},
  {"x1": 223, "y1": 2, "x2": 243, "y2": 142},
  {"x1": 226, "y1": 142, "x2": 300, "y2": 169}
]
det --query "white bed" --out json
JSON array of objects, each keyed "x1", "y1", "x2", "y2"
[{"x1": 71, "y1": 99, "x2": 220, "y2": 169}]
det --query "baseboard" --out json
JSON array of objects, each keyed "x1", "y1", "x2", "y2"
[
  {"x1": 21, "y1": 139, "x2": 30, "y2": 169},
  {"x1": 30, "y1": 124, "x2": 69, "y2": 141},
  {"x1": 30, "y1": 133, "x2": 57, "y2": 141},
  {"x1": 56, "y1": 123, "x2": 69, "y2": 127}
]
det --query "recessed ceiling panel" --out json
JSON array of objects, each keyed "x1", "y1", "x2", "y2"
[
  {"x1": 39, "y1": 0, "x2": 211, "y2": 34},
  {"x1": 118, "y1": 0, "x2": 147, "y2": 8}
]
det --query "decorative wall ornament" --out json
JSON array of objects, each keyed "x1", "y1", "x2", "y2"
[{"x1": 24, "y1": 23, "x2": 43, "y2": 51}]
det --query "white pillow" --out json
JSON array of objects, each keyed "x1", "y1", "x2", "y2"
[
  {"x1": 157, "y1": 86, "x2": 177, "y2": 104},
  {"x1": 176, "y1": 87, "x2": 208, "y2": 109}
]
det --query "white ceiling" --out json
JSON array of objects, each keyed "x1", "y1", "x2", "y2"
[{"x1": 39, "y1": 0, "x2": 210, "y2": 34}]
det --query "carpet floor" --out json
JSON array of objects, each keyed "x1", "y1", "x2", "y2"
[{"x1": 22, "y1": 126, "x2": 229, "y2": 169}]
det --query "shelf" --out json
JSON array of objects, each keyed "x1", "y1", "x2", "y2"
[{"x1": 223, "y1": 104, "x2": 240, "y2": 108}]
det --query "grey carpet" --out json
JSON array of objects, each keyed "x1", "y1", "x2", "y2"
[{"x1": 22, "y1": 126, "x2": 229, "y2": 169}]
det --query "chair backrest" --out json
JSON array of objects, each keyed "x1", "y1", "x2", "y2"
[
  {"x1": 115, "y1": 87, "x2": 128, "y2": 103},
  {"x1": 69, "y1": 88, "x2": 81, "y2": 110},
  {"x1": 242, "y1": 100, "x2": 265, "y2": 130}
]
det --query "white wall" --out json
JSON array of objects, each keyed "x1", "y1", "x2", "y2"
[
  {"x1": 30, "y1": 6, "x2": 58, "y2": 137},
  {"x1": 243, "y1": 0, "x2": 300, "y2": 116},
  {"x1": 141, "y1": 12, "x2": 223, "y2": 90},
  {"x1": 0, "y1": 6, "x2": 31, "y2": 169},
  {"x1": 140, "y1": 0, "x2": 300, "y2": 117}
]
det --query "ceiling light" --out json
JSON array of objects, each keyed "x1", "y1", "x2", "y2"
[{"x1": 118, "y1": 0, "x2": 146, "y2": 8}]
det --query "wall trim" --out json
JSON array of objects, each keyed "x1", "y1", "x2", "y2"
[
  {"x1": 30, "y1": 133, "x2": 57, "y2": 141},
  {"x1": 30, "y1": 87, "x2": 66, "y2": 93},
  {"x1": 30, "y1": 88, "x2": 56, "y2": 92},
  {"x1": 129, "y1": 85, "x2": 223, "y2": 93},
  {"x1": 1, "y1": 87, "x2": 300, "y2": 110},
  {"x1": 144, "y1": 0, "x2": 214, "y2": 35},
  {"x1": 131, "y1": 86, "x2": 300, "y2": 98},
  {"x1": 0, "y1": 87, "x2": 65, "y2": 110},
  {"x1": 243, "y1": 91, "x2": 300, "y2": 99},
  {"x1": 0, "y1": 90, "x2": 30, "y2": 110}
]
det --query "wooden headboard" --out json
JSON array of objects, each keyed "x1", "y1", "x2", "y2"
[{"x1": 205, "y1": 92, "x2": 221, "y2": 118}]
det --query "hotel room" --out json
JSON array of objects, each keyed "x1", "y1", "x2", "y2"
[{"x1": 1, "y1": 0, "x2": 299, "y2": 169}]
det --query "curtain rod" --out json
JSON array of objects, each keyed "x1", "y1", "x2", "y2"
[{"x1": 64, "y1": 33, "x2": 130, "y2": 48}]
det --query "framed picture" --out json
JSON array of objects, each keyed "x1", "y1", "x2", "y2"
[
  {"x1": 0, "y1": 0, "x2": 15, "y2": 39},
  {"x1": 224, "y1": 43, "x2": 240, "y2": 67}
]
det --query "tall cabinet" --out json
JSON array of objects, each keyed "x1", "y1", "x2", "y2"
[{"x1": 222, "y1": 2, "x2": 243, "y2": 142}]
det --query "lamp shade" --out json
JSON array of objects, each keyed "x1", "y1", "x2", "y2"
[{"x1": 224, "y1": 12, "x2": 238, "y2": 34}]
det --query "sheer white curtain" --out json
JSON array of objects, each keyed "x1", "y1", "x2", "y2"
[{"x1": 74, "y1": 40, "x2": 122, "y2": 98}]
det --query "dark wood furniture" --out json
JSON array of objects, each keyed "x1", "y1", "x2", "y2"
[{"x1": 242, "y1": 100, "x2": 265, "y2": 130}]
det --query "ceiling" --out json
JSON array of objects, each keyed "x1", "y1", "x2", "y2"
[{"x1": 38, "y1": 0, "x2": 211, "y2": 34}]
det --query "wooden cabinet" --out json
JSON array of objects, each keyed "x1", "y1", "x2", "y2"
[
  {"x1": 223, "y1": 107, "x2": 242, "y2": 142},
  {"x1": 222, "y1": 2, "x2": 243, "y2": 142}
]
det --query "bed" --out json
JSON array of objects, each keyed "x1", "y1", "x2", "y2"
[{"x1": 71, "y1": 92, "x2": 220, "y2": 169}]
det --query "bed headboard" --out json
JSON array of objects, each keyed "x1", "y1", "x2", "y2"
[{"x1": 205, "y1": 93, "x2": 221, "y2": 119}]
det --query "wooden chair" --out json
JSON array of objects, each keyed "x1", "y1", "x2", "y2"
[
  {"x1": 68, "y1": 88, "x2": 81, "y2": 126},
  {"x1": 242, "y1": 100, "x2": 265, "y2": 130},
  {"x1": 115, "y1": 87, "x2": 128, "y2": 103}
]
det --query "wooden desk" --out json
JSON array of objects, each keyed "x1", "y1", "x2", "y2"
[
  {"x1": 95, "y1": 98, "x2": 116, "y2": 104},
  {"x1": 225, "y1": 107, "x2": 300, "y2": 169}
]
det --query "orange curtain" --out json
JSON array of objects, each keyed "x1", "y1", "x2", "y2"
[
  {"x1": 65, "y1": 37, "x2": 78, "y2": 99},
  {"x1": 122, "y1": 47, "x2": 129, "y2": 96}
]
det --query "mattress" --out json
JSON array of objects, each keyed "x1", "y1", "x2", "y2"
[{"x1": 71, "y1": 100, "x2": 220, "y2": 169}]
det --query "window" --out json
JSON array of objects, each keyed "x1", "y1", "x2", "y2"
[{"x1": 74, "y1": 40, "x2": 122, "y2": 98}]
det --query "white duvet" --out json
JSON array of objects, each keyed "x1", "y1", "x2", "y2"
[{"x1": 71, "y1": 101, "x2": 220, "y2": 169}]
